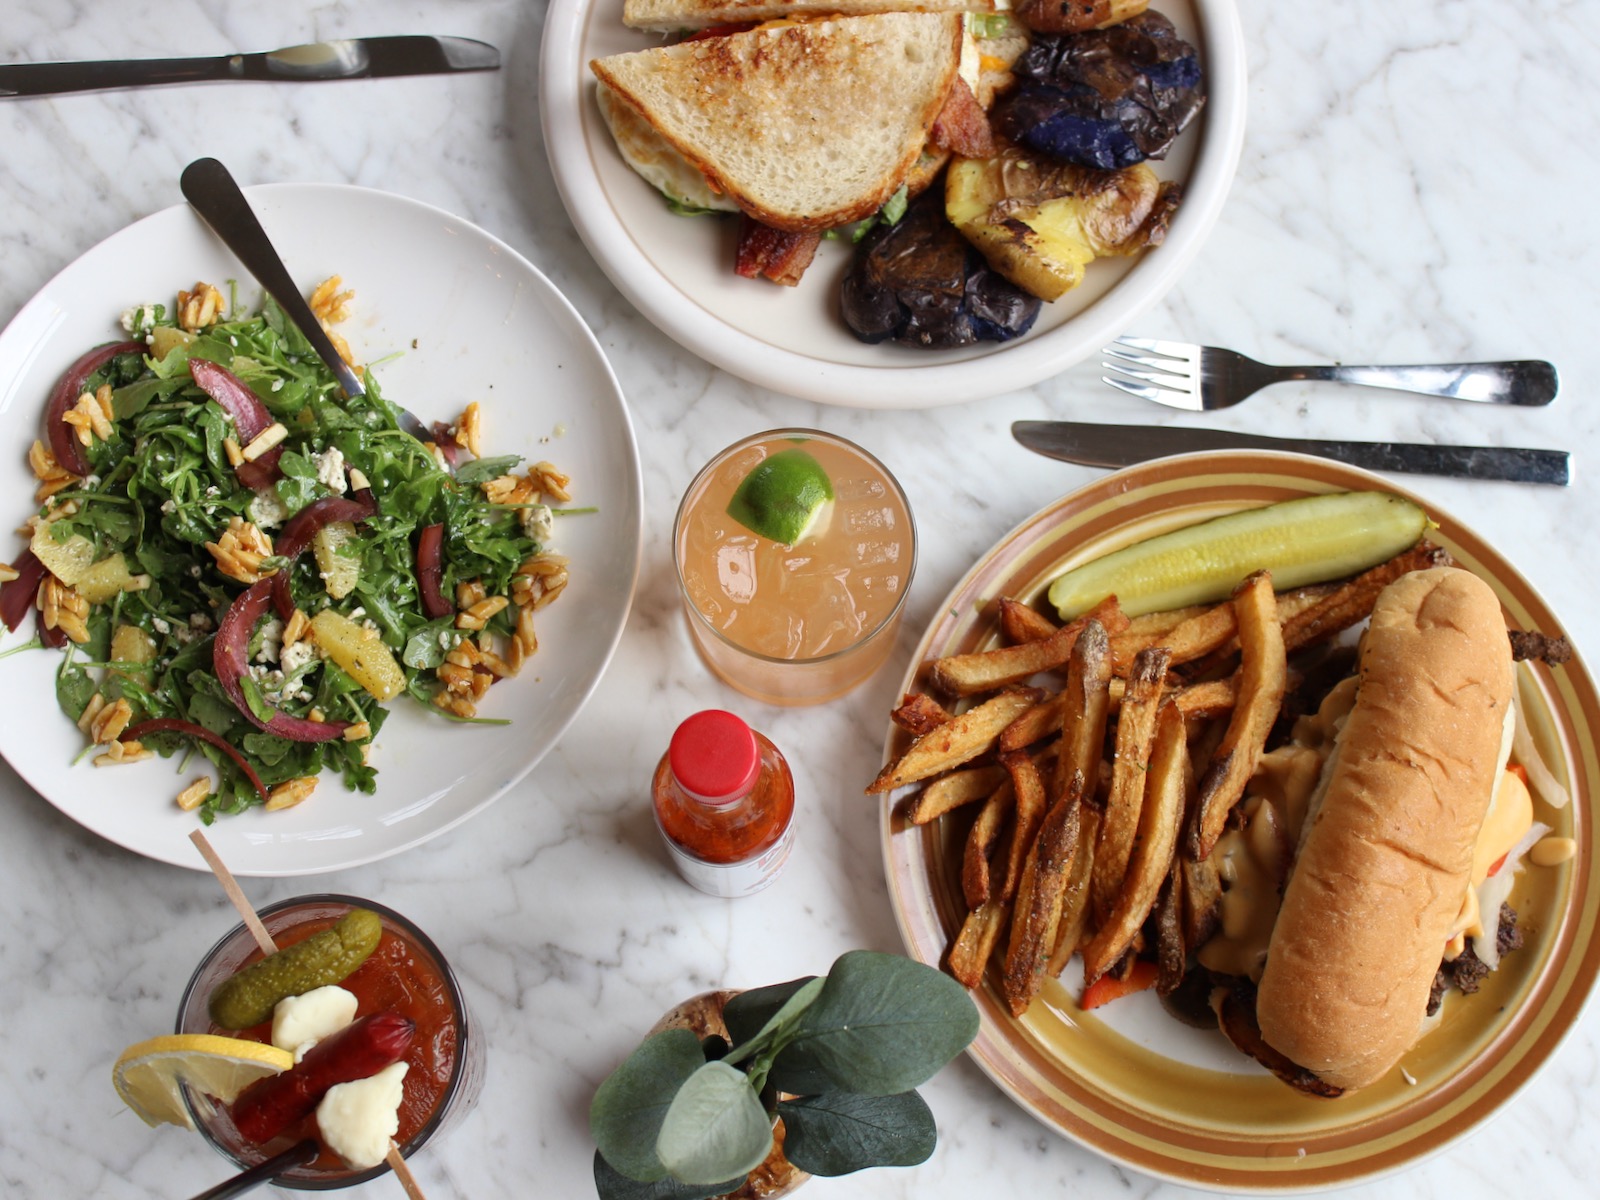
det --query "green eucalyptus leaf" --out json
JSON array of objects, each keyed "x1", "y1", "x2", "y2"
[
  {"x1": 592, "y1": 1151, "x2": 746, "y2": 1200},
  {"x1": 591, "y1": 1028, "x2": 706, "y2": 1183},
  {"x1": 656, "y1": 1061, "x2": 773, "y2": 1186},
  {"x1": 777, "y1": 1089, "x2": 937, "y2": 1176},
  {"x1": 722, "y1": 976, "x2": 824, "y2": 1068},
  {"x1": 723, "y1": 976, "x2": 819, "y2": 1047},
  {"x1": 771, "y1": 951, "x2": 978, "y2": 1097}
]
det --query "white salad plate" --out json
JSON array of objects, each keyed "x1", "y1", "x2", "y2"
[
  {"x1": 539, "y1": 0, "x2": 1247, "y2": 408},
  {"x1": 0, "y1": 183, "x2": 643, "y2": 876}
]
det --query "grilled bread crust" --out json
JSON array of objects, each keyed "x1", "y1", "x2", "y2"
[
  {"x1": 621, "y1": 0, "x2": 995, "y2": 32},
  {"x1": 590, "y1": 13, "x2": 964, "y2": 232},
  {"x1": 1255, "y1": 567, "x2": 1515, "y2": 1091}
]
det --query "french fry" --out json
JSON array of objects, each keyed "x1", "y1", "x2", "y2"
[
  {"x1": 1001, "y1": 769, "x2": 1086, "y2": 1015},
  {"x1": 1112, "y1": 601, "x2": 1235, "y2": 672},
  {"x1": 1153, "y1": 867, "x2": 1186, "y2": 997},
  {"x1": 997, "y1": 691, "x2": 1067, "y2": 753},
  {"x1": 866, "y1": 686, "x2": 1043, "y2": 793},
  {"x1": 961, "y1": 780, "x2": 1014, "y2": 909},
  {"x1": 891, "y1": 692, "x2": 953, "y2": 737},
  {"x1": 1082, "y1": 700, "x2": 1187, "y2": 986},
  {"x1": 996, "y1": 751, "x2": 1048, "y2": 902},
  {"x1": 1054, "y1": 620, "x2": 1113, "y2": 802},
  {"x1": 1047, "y1": 803, "x2": 1100, "y2": 977},
  {"x1": 1091, "y1": 647, "x2": 1170, "y2": 926},
  {"x1": 1180, "y1": 850, "x2": 1224, "y2": 951},
  {"x1": 930, "y1": 596, "x2": 1129, "y2": 697},
  {"x1": 948, "y1": 900, "x2": 1009, "y2": 989},
  {"x1": 1171, "y1": 677, "x2": 1239, "y2": 719},
  {"x1": 1281, "y1": 541, "x2": 1450, "y2": 653},
  {"x1": 1187, "y1": 573, "x2": 1287, "y2": 861},
  {"x1": 905, "y1": 764, "x2": 1007, "y2": 825},
  {"x1": 1123, "y1": 604, "x2": 1210, "y2": 639},
  {"x1": 999, "y1": 596, "x2": 1059, "y2": 644}
]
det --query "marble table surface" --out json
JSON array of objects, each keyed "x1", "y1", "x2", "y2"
[{"x1": 2, "y1": 1, "x2": 1596, "y2": 1197}]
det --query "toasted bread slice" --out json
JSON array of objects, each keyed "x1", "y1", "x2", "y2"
[
  {"x1": 591, "y1": 13, "x2": 964, "y2": 232},
  {"x1": 622, "y1": 0, "x2": 996, "y2": 32}
]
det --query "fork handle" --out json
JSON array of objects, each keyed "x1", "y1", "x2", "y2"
[{"x1": 1281, "y1": 360, "x2": 1557, "y2": 406}]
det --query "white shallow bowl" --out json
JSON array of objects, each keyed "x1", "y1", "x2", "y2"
[
  {"x1": 539, "y1": 1, "x2": 1247, "y2": 408},
  {"x1": 0, "y1": 184, "x2": 643, "y2": 875}
]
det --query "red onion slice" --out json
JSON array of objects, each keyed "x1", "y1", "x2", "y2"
[
  {"x1": 46, "y1": 341, "x2": 143, "y2": 477},
  {"x1": 268, "y1": 491, "x2": 378, "y2": 620},
  {"x1": 189, "y1": 358, "x2": 285, "y2": 489},
  {"x1": 214, "y1": 579, "x2": 350, "y2": 743},
  {"x1": 416, "y1": 523, "x2": 450, "y2": 619},
  {"x1": 122, "y1": 718, "x2": 269, "y2": 804}
]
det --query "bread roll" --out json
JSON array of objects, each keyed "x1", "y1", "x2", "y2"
[{"x1": 1255, "y1": 567, "x2": 1514, "y2": 1091}]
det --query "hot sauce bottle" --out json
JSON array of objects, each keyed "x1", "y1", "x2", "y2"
[{"x1": 653, "y1": 710, "x2": 796, "y2": 897}]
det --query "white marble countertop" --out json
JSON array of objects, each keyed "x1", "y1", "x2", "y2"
[{"x1": 2, "y1": 1, "x2": 1596, "y2": 1197}]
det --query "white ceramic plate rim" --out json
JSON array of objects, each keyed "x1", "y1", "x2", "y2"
[
  {"x1": 0, "y1": 183, "x2": 643, "y2": 876},
  {"x1": 539, "y1": 0, "x2": 1248, "y2": 408}
]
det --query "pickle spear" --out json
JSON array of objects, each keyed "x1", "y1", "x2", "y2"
[
  {"x1": 208, "y1": 908, "x2": 383, "y2": 1030},
  {"x1": 1046, "y1": 492, "x2": 1429, "y2": 620}
]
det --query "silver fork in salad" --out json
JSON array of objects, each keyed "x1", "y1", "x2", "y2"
[{"x1": 1100, "y1": 336, "x2": 1559, "y2": 411}]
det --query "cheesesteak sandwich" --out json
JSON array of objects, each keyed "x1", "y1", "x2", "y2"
[{"x1": 1254, "y1": 566, "x2": 1518, "y2": 1091}]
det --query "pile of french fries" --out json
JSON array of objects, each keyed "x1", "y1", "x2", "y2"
[{"x1": 869, "y1": 542, "x2": 1449, "y2": 1020}]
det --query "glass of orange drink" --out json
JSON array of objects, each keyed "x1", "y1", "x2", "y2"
[{"x1": 673, "y1": 429, "x2": 916, "y2": 705}]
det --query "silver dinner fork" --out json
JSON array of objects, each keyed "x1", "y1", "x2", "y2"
[{"x1": 1101, "y1": 337, "x2": 1558, "y2": 410}]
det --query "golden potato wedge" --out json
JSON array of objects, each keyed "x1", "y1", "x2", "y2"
[
  {"x1": 1187, "y1": 573, "x2": 1287, "y2": 861},
  {"x1": 1091, "y1": 646, "x2": 1170, "y2": 927},
  {"x1": 891, "y1": 692, "x2": 953, "y2": 738},
  {"x1": 998, "y1": 596, "x2": 1059, "y2": 645},
  {"x1": 1082, "y1": 700, "x2": 1186, "y2": 986},
  {"x1": 948, "y1": 900, "x2": 1009, "y2": 990},
  {"x1": 1001, "y1": 768, "x2": 1086, "y2": 1016},
  {"x1": 1153, "y1": 868, "x2": 1186, "y2": 997},
  {"x1": 905, "y1": 764, "x2": 1007, "y2": 825},
  {"x1": 1048, "y1": 804, "x2": 1100, "y2": 977},
  {"x1": 997, "y1": 750, "x2": 1049, "y2": 903},
  {"x1": 961, "y1": 780, "x2": 1015, "y2": 909},
  {"x1": 1054, "y1": 620, "x2": 1113, "y2": 802},
  {"x1": 866, "y1": 687, "x2": 1044, "y2": 793}
]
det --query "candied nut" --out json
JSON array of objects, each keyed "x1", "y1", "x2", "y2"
[
  {"x1": 89, "y1": 697, "x2": 134, "y2": 745},
  {"x1": 0, "y1": 561, "x2": 17, "y2": 584},
  {"x1": 342, "y1": 721, "x2": 372, "y2": 742},
  {"x1": 432, "y1": 689, "x2": 477, "y2": 719},
  {"x1": 438, "y1": 660, "x2": 475, "y2": 695},
  {"x1": 530, "y1": 461, "x2": 572, "y2": 503},
  {"x1": 504, "y1": 632, "x2": 526, "y2": 674},
  {"x1": 206, "y1": 516, "x2": 276, "y2": 584},
  {"x1": 513, "y1": 553, "x2": 570, "y2": 611},
  {"x1": 348, "y1": 467, "x2": 370, "y2": 492},
  {"x1": 468, "y1": 671, "x2": 492, "y2": 701},
  {"x1": 240, "y1": 422, "x2": 288, "y2": 462},
  {"x1": 265, "y1": 776, "x2": 317, "y2": 811},
  {"x1": 308, "y1": 708, "x2": 326, "y2": 724},
  {"x1": 455, "y1": 579, "x2": 487, "y2": 609},
  {"x1": 62, "y1": 391, "x2": 112, "y2": 446},
  {"x1": 453, "y1": 402, "x2": 483, "y2": 459},
  {"x1": 176, "y1": 778, "x2": 212, "y2": 811},
  {"x1": 35, "y1": 475, "x2": 77, "y2": 503},
  {"x1": 477, "y1": 645, "x2": 515, "y2": 679},
  {"x1": 94, "y1": 384, "x2": 115, "y2": 422},
  {"x1": 28, "y1": 439, "x2": 72, "y2": 482},
  {"x1": 177, "y1": 282, "x2": 226, "y2": 332},
  {"x1": 94, "y1": 739, "x2": 152, "y2": 767},
  {"x1": 283, "y1": 609, "x2": 312, "y2": 650},
  {"x1": 75, "y1": 693, "x2": 107, "y2": 734},
  {"x1": 514, "y1": 603, "x2": 537, "y2": 658},
  {"x1": 322, "y1": 322, "x2": 358, "y2": 370},
  {"x1": 39, "y1": 576, "x2": 91, "y2": 643},
  {"x1": 466, "y1": 596, "x2": 509, "y2": 623},
  {"x1": 309, "y1": 276, "x2": 354, "y2": 324},
  {"x1": 481, "y1": 473, "x2": 536, "y2": 506}
]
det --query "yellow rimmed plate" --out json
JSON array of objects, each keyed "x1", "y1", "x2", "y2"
[{"x1": 879, "y1": 451, "x2": 1597, "y2": 1191}]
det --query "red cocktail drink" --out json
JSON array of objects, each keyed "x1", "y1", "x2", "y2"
[{"x1": 176, "y1": 895, "x2": 483, "y2": 1189}]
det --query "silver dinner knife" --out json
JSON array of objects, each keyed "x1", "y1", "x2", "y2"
[
  {"x1": 1012, "y1": 421, "x2": 1571, "y2": 486},
  {"x1": 0, "y1": 36, "x2": 499, "y2": 98}
]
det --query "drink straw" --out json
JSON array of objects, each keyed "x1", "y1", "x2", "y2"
[{"x1": 188, "y1": 830, "x2": 428, "y2": 1200}]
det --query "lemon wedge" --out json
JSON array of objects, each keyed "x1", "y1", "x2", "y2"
[
  {"x1": 726, "y1": 448, "x2": 834, "y2": 546},
  {"x1": 113, "y1": 1034, "x2": 294, "y2": 1129}
]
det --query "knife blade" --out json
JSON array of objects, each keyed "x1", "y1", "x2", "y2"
[
  {"x1": 1012, "y1": 421, "x2": 1570, "y2": 486},
  {"x1": 0, "y1": 36, "x2": 499, "y2": 98}
]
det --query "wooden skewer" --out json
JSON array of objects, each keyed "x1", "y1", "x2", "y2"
[{"x1": 189, "y1": 830, "x2": 427, "y2": 1198}]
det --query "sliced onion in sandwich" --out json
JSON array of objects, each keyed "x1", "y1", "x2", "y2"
[
  {"x1": 1472, "y1": 820, "x2": 1552, "y2": 969},
  {"x1": 1512, "y1": 691, "x2": 1571, "y2": 810}
]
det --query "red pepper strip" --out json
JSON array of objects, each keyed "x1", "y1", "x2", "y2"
[
  {"x1": 122, "y1": 718, "x2": 268, "y2": 804},
  {"x1": 416, "y1": 523, "x2": 450, "y2": 619},
  {"x1": 268, "y1": 491, "x2": 378, "y2": 620},
  {"x1": 46, "y1": 341, "x2": 143, "y2": 477},
  {"x1": 0, "y1": 549, "x2": 47, "y2": 631},
  {"x1": 231, "y1": 1011, "x2": 415, "y2": 1145},
  {"x1": 1081, "y1": 960, "x2": 1160, "y2": 1011},
  {"x1": 188, "y1": 358, "x2": 284, "y2": 489},
  {"x1": 215, "y1": 579, "x2": 350, "y2": 742}
]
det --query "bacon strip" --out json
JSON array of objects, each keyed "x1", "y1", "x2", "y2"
[
  {"x1": 931, "y1": 78, "x2": 995, "y2": 159},
  {"x1": 735, "y1": 217, "x2": 823, "y2": 287}
]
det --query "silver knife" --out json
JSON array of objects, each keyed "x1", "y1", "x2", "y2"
[
  {"x1": 0, "y1": 36, "x2": 499, "y2": 98},
  {"x1": 1012, "y1": 421, "x2": 1571, "y2": 486}
]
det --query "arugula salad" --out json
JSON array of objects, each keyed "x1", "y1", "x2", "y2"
[{"x1": 0, "y1": 280, "x2": 574, "y2": 823}]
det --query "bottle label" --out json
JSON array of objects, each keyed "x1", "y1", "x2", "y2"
[{"x1": 665, "y1": 820, "x2": 796, "y2": 898}]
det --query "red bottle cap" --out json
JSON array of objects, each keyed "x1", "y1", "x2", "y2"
[{"x1": 669, "y1": 710, "x2": 761, "y2": 806}]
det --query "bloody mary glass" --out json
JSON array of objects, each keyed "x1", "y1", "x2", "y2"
[
  {"x1": 673, "y1": 429, "x2": 917, "y2": 705},
  {"x1": 175, "y1": 894, "x2": 484, "y2": 1189}
]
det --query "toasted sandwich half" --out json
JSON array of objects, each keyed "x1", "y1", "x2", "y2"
[
  {"x1": 622, "y1": 0, "x2": 998, "y2": 32},
  {"x1": 590, "y1": 13, "x2": 965, "y2": 232}
]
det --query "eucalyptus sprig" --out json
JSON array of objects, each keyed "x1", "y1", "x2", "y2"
[{"x1": 590, "y1": 951, "x2": 979, "y2": 1200}]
